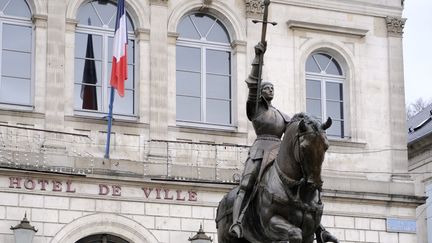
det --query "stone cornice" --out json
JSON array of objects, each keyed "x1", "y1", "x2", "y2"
[
  {"x1": 386, "y1": 16, "x2": 406, "y2": 37},
  {"x1": 245, "y1": 0, "x2": 264, "y2": 19},
  {"x1": 287, "y1": 20, "x2": 368, "y2": 38}
]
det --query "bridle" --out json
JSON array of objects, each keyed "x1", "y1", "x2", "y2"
[{"x1": 275, "y1": 120, "x2": 326, "y2": 202}]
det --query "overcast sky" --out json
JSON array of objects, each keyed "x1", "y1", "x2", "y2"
[{"x1": 403, "y1": 0, "x2": 432, "y2": 105}]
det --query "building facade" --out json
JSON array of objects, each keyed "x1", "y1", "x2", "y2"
[
  {"x1": 407, "y1": 104, "x2": 432, "y2": 243},
  {"x1": 0, "y1": 0, "x2": 425, "y2": 242}
]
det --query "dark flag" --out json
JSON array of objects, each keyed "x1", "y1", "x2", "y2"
[{"x1": 81, "y1": 32, "x2": 98, "y2": 110}]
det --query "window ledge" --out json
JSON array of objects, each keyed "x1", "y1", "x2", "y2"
[
  {"x1": 329, "y1": 138, "x2": 366, "y2": 149},
  {"x1": 176, "y1": 121, "x2": 238, "y2": 133},
  {"x1": 287, "y1": 20, "x2": 369, "y2": 37},
  {"x1": 0, "y1": 103, "x2": 34, "y2": 112},
  {"x1": 71, "y1": 111, "x2": 138, "y2": 123}
]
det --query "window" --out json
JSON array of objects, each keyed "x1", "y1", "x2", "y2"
[
  {"x1": 176, "y1": 13, "x2": 232, "y2": 127},
  {"x1": 75, "y1": 1, "x2": 135, "y2": 116},
  {"x1": 306, "y1": 53, "x2": 345, "y2": 138},
  {"x1": 0, "y1": 0, "x2": 32, "y2": 106}
]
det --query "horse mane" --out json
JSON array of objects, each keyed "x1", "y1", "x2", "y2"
[{"x1": 290, "y1": 112, "x2": 322, "y2": 132}]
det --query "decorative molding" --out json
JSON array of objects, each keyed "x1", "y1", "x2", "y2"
[
  {"x1": 287, "y1": 20, "x2": 368, "y2": 38},
  {"x1": 245, "y1": 0, "x2": 264, "y2": 18},
  {"x1": 135, "y1": 28, "x2": 150, "y2": 41},
  {"x1": 386, "y1": 16, "x2": 406, "y2": 37},
  {"x1": 168, "y1": 31, "x2": 180, "y2": 44},
  {"x1": 231, "y1": 40, "x2": 247, "y2": 54},
  {"x1": 200, "y1": 0, "x2": 212, "y2": 10},
  {"x1": 32, "y1": 14, "x2": 48, "y2": 28},
  {"x1": 150, "y1": 0, "x2": 168, "y2": 6},
  {"x1": 65, "y1": 18, "x2": 78, "y2": 32}
]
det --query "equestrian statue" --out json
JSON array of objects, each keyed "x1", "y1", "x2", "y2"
[{"x1": 215, "y1": 1, "x2": 339, "y2": 242}]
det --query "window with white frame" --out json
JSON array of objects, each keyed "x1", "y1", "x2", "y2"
[
  {"x1": 75, "y1": 0, "x2": 135, "y2": 116},
  {"x1": 176, "y1": 13, "x2": 232, "y2": 127},
  {"x1": 306, "y1": 52, "x2": 345, "y2": 138},
  {"x1": 0, "y1": 0, "x2": 33, "y2": 106}
]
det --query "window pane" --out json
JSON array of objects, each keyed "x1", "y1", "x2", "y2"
[
  {"x1": 74, "y1": 84, "x2": 102, "y2": 111},
  {"x1": 77, "y1": 3, "x2": 103, "y2": 27},
  {"x1": 326, "y1": 58, "x2": 343, "y2": 75},
  {"x1": 306, "y1": 56, "x2": 320, "y2": 73},
  {"x1": 326, "y1": 120, "x2": 343, "y2": 138},
  {"x1": 176, "y1": 96, "x2": 201, "y2": 121},
  {"x1": 326, "y1": 101, "x2": 344, "y2": 119},
  {"x1": 206, "y1": 50, "x2": 230, "y2": 75},
  {"x1": 127, "y1": 40, "x2": 134, "y2": 64},
  {"x1": 0, "y1": 0, "x2": 8, "y2": 9},
  {"x1": 191, "y1": 14, "x2": 215, "y2": 39},
  {"x1": 3, "y1": 24, "x2": 31, "y2": 52},
  {"x1": 2, "y1": 50, "x2": 31, "y2": 79},
  {"x1": 176, "y1": 46, "x2": 201, "y2": 72},
  {"x1": 4, "y1": 0, "x2": 31, "y2": 18},
  {"x1": 75, "y1": 33, "x2": 102, "y2": 60},
  {"x1": 207, "y1": 20, "x2": 230, "y2": 43},
  {"x1": 0, "y1": 77, "x2": 31, "y2": 104},
  {"x1": 113, "y1": 90, "x2": 134, "y2": 115},
  {"x1": 126, "y1": 64, "x2": 134, "y2": 89},
  {"x1": 176, "y1": 71, "x2": 201, "y2": 97},
  {"x1": 314, "y1": 53, "x2": 331, "y2": 72},
  {"x1": 177, "y1": 16, "x2": 200, "y2": 39},
  {"x1": 94, "y1": 2, "x2": 116, "y2": 28},
  {"x1": 206, "y1": 99, "x2": 230, "y2": 124},
  {"x1": 306, "y1": 80, "x2": 321, "y2": 98},
  {"x1": 206, "y1": 74, "x2": 230, "y2": 99},
  {"x1": 306, "y1": 98, "x2": 321, "y2": 119},
  {"x1": 75, "y1": 59, "x2": 102, "y2": 86},
  {"x1": 326, "y1": 82, "x2": 343, "y2": 101}
]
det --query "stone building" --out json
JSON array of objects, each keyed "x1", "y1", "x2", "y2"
[
  {"x1": 0, "y1": 0, "x2": 424, "y2": 242},
  {"x1": 407, "y1": 104, "x2": 432, "y2": 243}
]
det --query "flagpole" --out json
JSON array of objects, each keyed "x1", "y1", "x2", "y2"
[{"x1": 104, "y1": 87, "x2": 115, "y2": 159}]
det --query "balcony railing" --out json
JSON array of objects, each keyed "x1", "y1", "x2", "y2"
[{"x1": 0, "y1": 124, "x2": 248, "y2": 183}]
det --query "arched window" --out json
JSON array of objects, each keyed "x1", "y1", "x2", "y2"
[
  {"x1": 75, "y1": 0, "x2": 135, "y2": 116},
  {"x1": 0, "y1": 0, "x2": 32, "y2": 106},
  {"x1": 306, "y1": 52, "x2": 345, "y2": 138},
  {"x1": 76, "y1": 234, "x2": 129, "y2": 243},
  {"x1": 176, "y1": 13, "x2": 232, "y2": 127}
]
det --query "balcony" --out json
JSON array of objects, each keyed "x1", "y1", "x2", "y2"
[{"x1": 0, "y1": 124, "x2": 248, "y2": 183}]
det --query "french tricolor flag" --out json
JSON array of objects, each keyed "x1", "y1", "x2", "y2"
[{"x1": 110, "y1": 0, "x2": 128, "y2": 97}]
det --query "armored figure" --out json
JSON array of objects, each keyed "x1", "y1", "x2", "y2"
[
  {"x1": 229, "y1": 42, "x2": 290, "y2": 238},
  {"x1": 229, "y1": 42, "x2": 339, "y2": 243}
]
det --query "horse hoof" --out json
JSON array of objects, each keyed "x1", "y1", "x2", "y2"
[{"x1": 229, "y1": 223, "x2": 243, "y2": 238}]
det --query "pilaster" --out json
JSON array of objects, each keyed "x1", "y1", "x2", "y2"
[
  {"x1": 385, "y1": 16, "x2": 408, "y2": 175},
  {"x1": 32, "y1": 14, "x2": 48, "y2": 114},
  {"x1": 149, "y1": 2, "x2": 169, "y2": 140},
  {"x1": 45, "y1": 1, "x2": 66, "y2": 131}
]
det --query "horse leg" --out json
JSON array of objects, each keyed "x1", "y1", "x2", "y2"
[{"x1": 268, "y1": 215, "x2": 302, "y2": 243}]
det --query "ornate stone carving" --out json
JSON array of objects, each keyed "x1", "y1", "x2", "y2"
[
  {"x1": 245, "y1": 0, "x2": 264, "y2": 18},
  {"x1": 386, "y1": 16, "x2": 406, "y2": 37}
]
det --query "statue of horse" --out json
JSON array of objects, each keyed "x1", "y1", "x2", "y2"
[{"x1": 216, "y1": 113, "x2": 336, "y2": 243}]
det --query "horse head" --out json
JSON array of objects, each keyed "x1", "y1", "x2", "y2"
[{"x1": 278, "y1": 113, "x2": 332, "y2": 190}]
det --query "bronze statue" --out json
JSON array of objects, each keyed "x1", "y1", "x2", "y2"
[
  {"x1": 216, "y1": 110, "x2": 338, "y2": 242},
  {"x1": 216, "y1": 1, "x2": 339, "y2": 241}
]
